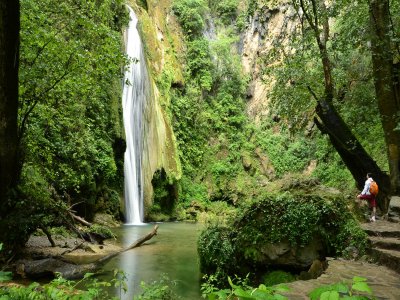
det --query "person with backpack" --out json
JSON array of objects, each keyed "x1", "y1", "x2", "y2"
[{"x1": 357, "y1": 173, "x2": 378, "y2": 222}]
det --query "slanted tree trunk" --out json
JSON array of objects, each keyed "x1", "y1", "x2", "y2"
[
  {"x1": 314, "y1": 100, "x2": 391, "y2": 213},
  {"x1": 369, "y1": 0, "x2": 400, "y2": 195}
]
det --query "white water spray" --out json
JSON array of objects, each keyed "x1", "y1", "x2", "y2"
[{"x1": 122, "y1": 7, "x2": 149, "y2": 225}]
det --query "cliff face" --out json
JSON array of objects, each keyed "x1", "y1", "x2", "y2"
[
  {"x1": 129, "y1": 0, "x2": 184, "y2": 210},
  {"x1": 128, "y1": 0, "x2": 305, "y2": 214},
  {"x1": 240, "y1": 1, "x2": 297, "y2": 124}
]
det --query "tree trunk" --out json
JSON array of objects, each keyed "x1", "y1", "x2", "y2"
[
  {"x1": 369, "y1": 0, "x2": 400, "y2": 195},
  {"x1": 314, "y1": 100, "x2": 391, "y2": 213},
  {"x1": 0, "y1": 1, "x2": 20, "y2": 205}
]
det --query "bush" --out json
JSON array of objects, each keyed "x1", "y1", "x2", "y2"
[
  {"x1": 172, "y1": 0, "x2": 207, "y2": 37},
  {"x1": 262, "y1": 270, "x2": 296, "y2": 286},
  {"x1": 216, "y1": 0, "x2": 239, "y2": 24},
  {"x1": 198, "y1": 225, "x2": 237, "y2": 282},
  {"x1": 134, "y1": 274, "x2": 179, "y2": 300},
  {"x1": 198, "y1": 192, "x2": 368, "y2": 283},
  {"x1": 0, "y1": 272, "x2": 122, "y2": 299}
]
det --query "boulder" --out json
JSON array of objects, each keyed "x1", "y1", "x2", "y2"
[{"x1": 259, "y1": 238, "x2": 324, "y2": 269}]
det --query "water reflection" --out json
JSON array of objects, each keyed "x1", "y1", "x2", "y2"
[{"x1": 100, "y1": 222, "x2": 203, "y2": 300}]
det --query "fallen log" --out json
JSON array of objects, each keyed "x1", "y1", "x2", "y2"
[
  {"x1": 16, "y1": 225, "x2": 159, "y2": 280},
  {"x1": 96, "y1": 224, "x2": 158, "y2": 264},
  {"x1": 69, "y1": 212, "x2": 93, "y2": 227}
]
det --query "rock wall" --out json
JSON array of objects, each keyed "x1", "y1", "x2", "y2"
[
  {"x1": 240, "y1": 1, "x2": 297, "y2": 123},
  {"x1": 129, "y1": 0, "x2": 184, "y2": 210}
]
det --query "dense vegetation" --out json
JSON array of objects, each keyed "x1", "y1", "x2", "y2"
[
  {"x1": 164, "y1": 0, "x2": 397, "y2": 292},
  {"x1": 164, "y1": 0, "x2": 370, "y2": 222},
  {"x1": 0, "y1": 0, "x2": 398, "y2": 297},
  {"x1": 198, "y1": 188, "x2": 368, "y2": 284},
  {"x1": 19, "y1": 0, "x2": 128, "y2": 218},
  {"x1": 168, "y1": 0, "x2": 303, "y2": 218},
  {"x1": 0, "y1": 0, "x2": 128, "y2": 254}
]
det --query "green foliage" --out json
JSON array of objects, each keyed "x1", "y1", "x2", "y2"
[
  {"x1": 235, "y1": 193, "x2": 367, "y2": 254},
  {"x1": 262, "y1": 271, "x2": 295, "y2": 287},
  {"x1": 186, "y1": 38, "x2": 214, "y2": 90},
  {"x1": 198, "y1": 225, "x2": 237, "y2": 281},
  {"x1": 86, "y1": 224, "x2": 116, "y2": 240},
  {"x1": 134, "y1": 274, "x2": 179, "y2": 300},
  {"x1": 17, "y1": 0, "x2": 127, "y2": 227},
  {"x1": 261, "y1": 0, "x2": 388, "y2": 177},
  {"x1": 179, "y1": 176, "x2": 209, "y2": 205},
  {"x1": 172, "y1": 0, "x2": 207, "y2": 37},
  {"x1": 334, "y1": 219, "x2": 368, "y2": 259},
  {"x1": 198, "y1": 192, "x2": 368, "y2": 282},
  {"x1": 171, "y1": 0, "x2": 363, "y2": 228},
  {"x1": 48, "y1": 226, "x2": 73, "y2": 238},
  {"x1": 201, "y1": 275, "x2": 374, "y2": 300},
  {"x1": 201, "y1": 275, "x2": 289, "y2": 299},
  {"x1": 311, "y1": 136, "x2": 354, "y2": 188},
  {"x1": 257, "y1": 126, "x2": 314, "y2": 178},
  {"x1": 0, "y1": 271, "x2": 122, "y2": 299},
  {"x1": 151, "y1": 169, "x2": 178, "y2": 216},
  {"x1": 208, "y1": 0, "x2": 240, "y2": 25},
  {"x1": 0, "y1": 164, "x2": 71, "y2": 252},
  {"x1": 309, "y1": 276, "x2": 374, "y2": 300},
  {"x1": 0, "y1": 244, "x2": 13, "y2": 283},
  {"x1": 170, "y1": 9, "x2": 256, "y2": 211},
  {"x1": 0, "y1": 270, "x2": 180, "y2": 300}
]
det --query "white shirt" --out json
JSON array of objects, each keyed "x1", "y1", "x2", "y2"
[{"x1": 361, "y1": 178, "x2": 373, "y2": 195}]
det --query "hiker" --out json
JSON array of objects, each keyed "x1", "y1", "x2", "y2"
[{"x1": 357, "y1": 173, "x2": 378, "y2": 222}]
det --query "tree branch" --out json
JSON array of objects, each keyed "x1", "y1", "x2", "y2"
[
  {"x1": 307, "y1": 85, "x2": 319, "y2": 102},
  {"x1": 18, "y1": 54, "x2": 75, "y2": 140}
]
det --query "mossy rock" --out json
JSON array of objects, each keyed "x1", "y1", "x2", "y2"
[{"x1": 198, "y1": 191, "x2": 368, "y2": 282}]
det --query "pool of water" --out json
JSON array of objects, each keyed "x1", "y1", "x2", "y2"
[{"x1": 98, "y1": 222, "x2": 204, "y2": 299}]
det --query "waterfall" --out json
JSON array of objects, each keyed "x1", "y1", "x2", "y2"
[{"x1": 122, "y1": 7, "x2": 148, "y2": 225}]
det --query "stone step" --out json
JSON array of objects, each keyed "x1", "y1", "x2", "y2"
[
  {"x1": 368, "y1": 236, "x2": 400, "y2": 251},
  {"x1": 368, "y1": 247, "x2": 400, "y2": 274},
  {"x1": 387, "y1": 215, "x2": 400, "y2": 223},
  {"x1": 389, "y1": 196, "x2": 400, "y2": 216},
  {"x1": 361, "y1": 220, "x2": 400, "y2": 238},
  {"x1": 282, "y1": 259, "x2": 400, "y2": 299}
]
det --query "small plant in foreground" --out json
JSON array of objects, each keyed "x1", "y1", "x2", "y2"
[
  {"x1": 134, "y1": 274, "x2": 179, "y2": 300},
  {"x1": 309, "y1": 276, "x2": 374, "y2": 299},
  {"x1": 201, "y1": 275, "x2": 289, "y2": 299},
  {"x1": 0, "y1": 243, "x2": 13, "y2": 283},
  {"x1": 0, "y1": 270, "x2": 125, "y2": 299}
]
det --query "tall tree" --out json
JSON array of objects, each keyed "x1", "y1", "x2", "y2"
[
  {"x1": 290, "y1": 0, "x2": 391, "y2": 211},
  {"x1": 369, "y1": 0, "x2": 400, "y2": 195},
  {"x1": 0, "y1": 2, "x2": 20, "y2": 208}
]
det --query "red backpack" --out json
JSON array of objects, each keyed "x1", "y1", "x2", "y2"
[{"x1": 369, "y1": 181, "x2": 379, "y2": 196}]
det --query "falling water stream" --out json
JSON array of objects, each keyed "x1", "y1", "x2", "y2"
[
  {"x1": 122, "y1": 7, "x2": 148, "y2": 225},
  {"x1": 118, "y1": 8, "x2": 202, "y2": 299}
]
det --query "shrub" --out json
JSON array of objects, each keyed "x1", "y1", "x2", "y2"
[
  {"x1": 134, "y1": 274, "x2": 179, "y2": 300},
  {"x1": 198, "y1": 225, "x2": 237, "y2": 282},
  {"x1": 198, "y1": 192, "x2": 368, "y2": 283},
  {"x1": 262, "y1": 270, "x2": 296, "y2": 287},
  {"x1": 309, "y1": 276, "x2": 374, "y2": 299},
  {"x1": 172, "y1": 0, "x2": 207, "y2": 37}
]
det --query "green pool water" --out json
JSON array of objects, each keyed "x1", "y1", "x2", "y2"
[{"x1": 98, "y1": 222, "x2": 203, "y2": 299}]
